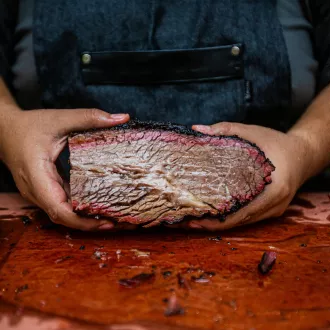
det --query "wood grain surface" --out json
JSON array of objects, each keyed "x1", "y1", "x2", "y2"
[{"x1": 1, "y1": 193, "x2": 330, "y2": 330}]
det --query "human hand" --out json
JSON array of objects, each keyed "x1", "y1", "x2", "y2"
[
  {"x1": 0, "y1": 106, "x2": 130, "y2": 230},
  {"x1": 175, "y1": 122, "x2": 313, "y2": 231}
]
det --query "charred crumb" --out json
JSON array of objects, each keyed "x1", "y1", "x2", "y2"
[
  {"x1": 92, "y1": 249, "x2": 107, "y2": 260},
  {"x1": 55, "y1": 256, "x2": 72, "y2": 264},
  {"x1": 163, "y1": 298, "x2": 169, "y2": 303},
  {"x1": 323, "y1": 269, "x2": 327, "y2": 273},
  {"x1": 131, "y1": 249, "x2": 150, "y2": 257},
  {"x1": 164, "y1": 295, "x2": 185, "y2": 317},
  {"x1": 169, "y1": 252, "x2": 175, "y2": 255},
  {"x1": 208, "y1": 236, "x2": 222, "y2": 241},
  {"x1": 231, "y1": 247, "x2": 238, "y2": 251},
  {"x1": 21, "y1": 269, "x2": 29, "y2": 276},
  {"x1": 151, "y1": 265, "x2": 157, "y2": 270},
  {"x1": 191, "y1": 274, "x2": 210, "y2": 283},
  {"x1": 162, "y1": 271, "x2": 172, "y2": 278},
  {"x1": 21, "y1": 216, "x2": 31, "y2": 226},
  {"x1": 317, "y1": 260, "x2": 322, "y2": 264},
  {"x1": 79, "y1": 245, "x2": 85, "y2": 250},
  {"x1": 258, "y1": 251, "x2": 277, "y2": 275},
  {"x1": 177, "y1": 273, "x2": 191, "y2": 290},
  {"x1": 10, "y1": 243, "x2": 16, "y2": 248},
  {"x1": 300, "y1": 243, "x2": 307, "y2": 247},
  {"x1": 93, "y1": 251, "x2": 101, "y2": 259},
  {"x1": 118, "y1": 273, "x2": 155, "y2": 288},
  {"x1": 204, "y1": 271, "x2": 216, "y2": 277},
  {"x1": 15, "y1": 284, "x2": 28, "y2": 294}
]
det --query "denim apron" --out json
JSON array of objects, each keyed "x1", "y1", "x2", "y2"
[{"x1": 34, "y1": 0, "x2": 291, "y2": 130}]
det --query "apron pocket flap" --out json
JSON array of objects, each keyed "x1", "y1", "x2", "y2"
[{"x1": 81, "y1": 44, "x2": 244, "y2": 85}]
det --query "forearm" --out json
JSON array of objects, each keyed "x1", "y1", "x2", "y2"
[
  {"x1": 0, "y1": 77, "x2": 22, "y2": 160},
  {"x1": 0, "y1": 77, "x2": 20, "y2": 110},
  {"x1": 288, "y1": 84, "x2": 330, "y2": 181}
]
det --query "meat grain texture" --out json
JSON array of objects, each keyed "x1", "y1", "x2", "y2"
[{"x1": 69, "y1": 121, "x2": 275, "y2": 227}]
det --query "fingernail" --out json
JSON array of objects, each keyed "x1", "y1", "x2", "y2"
[
  {"x1": 193, "y1": 125, "x2": 212, "y2": 134},
  {"x1": 189, "y1": 221, "x2": 203, "y2": 229},
  {"x1": 98, "y1": 223, "x2": 114, "y2": 230},
  {"x1": 110, "y1": 114, "x2": 128, "y2": 120}
]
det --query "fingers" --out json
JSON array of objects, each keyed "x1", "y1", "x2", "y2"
[
  {"x1": 187, "y1": 207, "x2": 280, "y2": 232},
  {"x1": 183, "y1": 180, "x2": 281, "y2": 231},
  {"x1": 52, "y1": 108, "x2": 130, "y2": 135},
  {"x1": 22, "y1": 159, "x2": 114, "y2": 231},
  {"x1": 164, "y1": 184, "x2": 277, "y2": 231},
  {"x1": 186, "y1": 192, "x2": 284, "y2": 232},
  {"x1": 193, "y1": 122, "x2": 263, "y2": 142}
]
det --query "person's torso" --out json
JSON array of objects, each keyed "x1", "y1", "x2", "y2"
[{"x1": 12, "y1": 0, "x2": 318, "y2": 130}]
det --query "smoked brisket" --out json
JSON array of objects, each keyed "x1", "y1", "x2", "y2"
[{"x1": 69, "y1": 121, "x2": 275, "y2": 227}]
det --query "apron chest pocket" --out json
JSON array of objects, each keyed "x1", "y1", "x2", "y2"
[{"x1": 80, "y1": 44, "x2": 244, "y2": 85}]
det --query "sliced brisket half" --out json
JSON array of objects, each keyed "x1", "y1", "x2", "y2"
[{"x1": 68, "y1": 121, "x2": 275, "y2": 227}]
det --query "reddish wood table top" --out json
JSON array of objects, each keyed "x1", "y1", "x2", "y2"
[{"x1": 1, "y1": 193, "x2": 330, "y2": 330}]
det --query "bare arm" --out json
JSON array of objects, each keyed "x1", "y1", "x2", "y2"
[
  {"x1": 289, "y1": 84, "x2": 330, "y2": 181},
  {"x1": 0, "y1": 78, "x2": 20, "y2": 141}
]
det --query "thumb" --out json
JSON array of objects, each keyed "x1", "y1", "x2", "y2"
[{"x1": 54, "y1": 108, "x2": 130, "y2": 135}]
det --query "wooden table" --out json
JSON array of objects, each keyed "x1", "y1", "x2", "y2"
[{"x1": 1, "y1": 193, "x2": 330, "y2": 330}]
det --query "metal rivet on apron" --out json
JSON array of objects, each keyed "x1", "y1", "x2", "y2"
[
  {"x1": 231, "y1": 46, "x2": 241, "y2": 56},
  {"x1": 81, "y1": 53, "x2": 92, "y2": 65}
]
